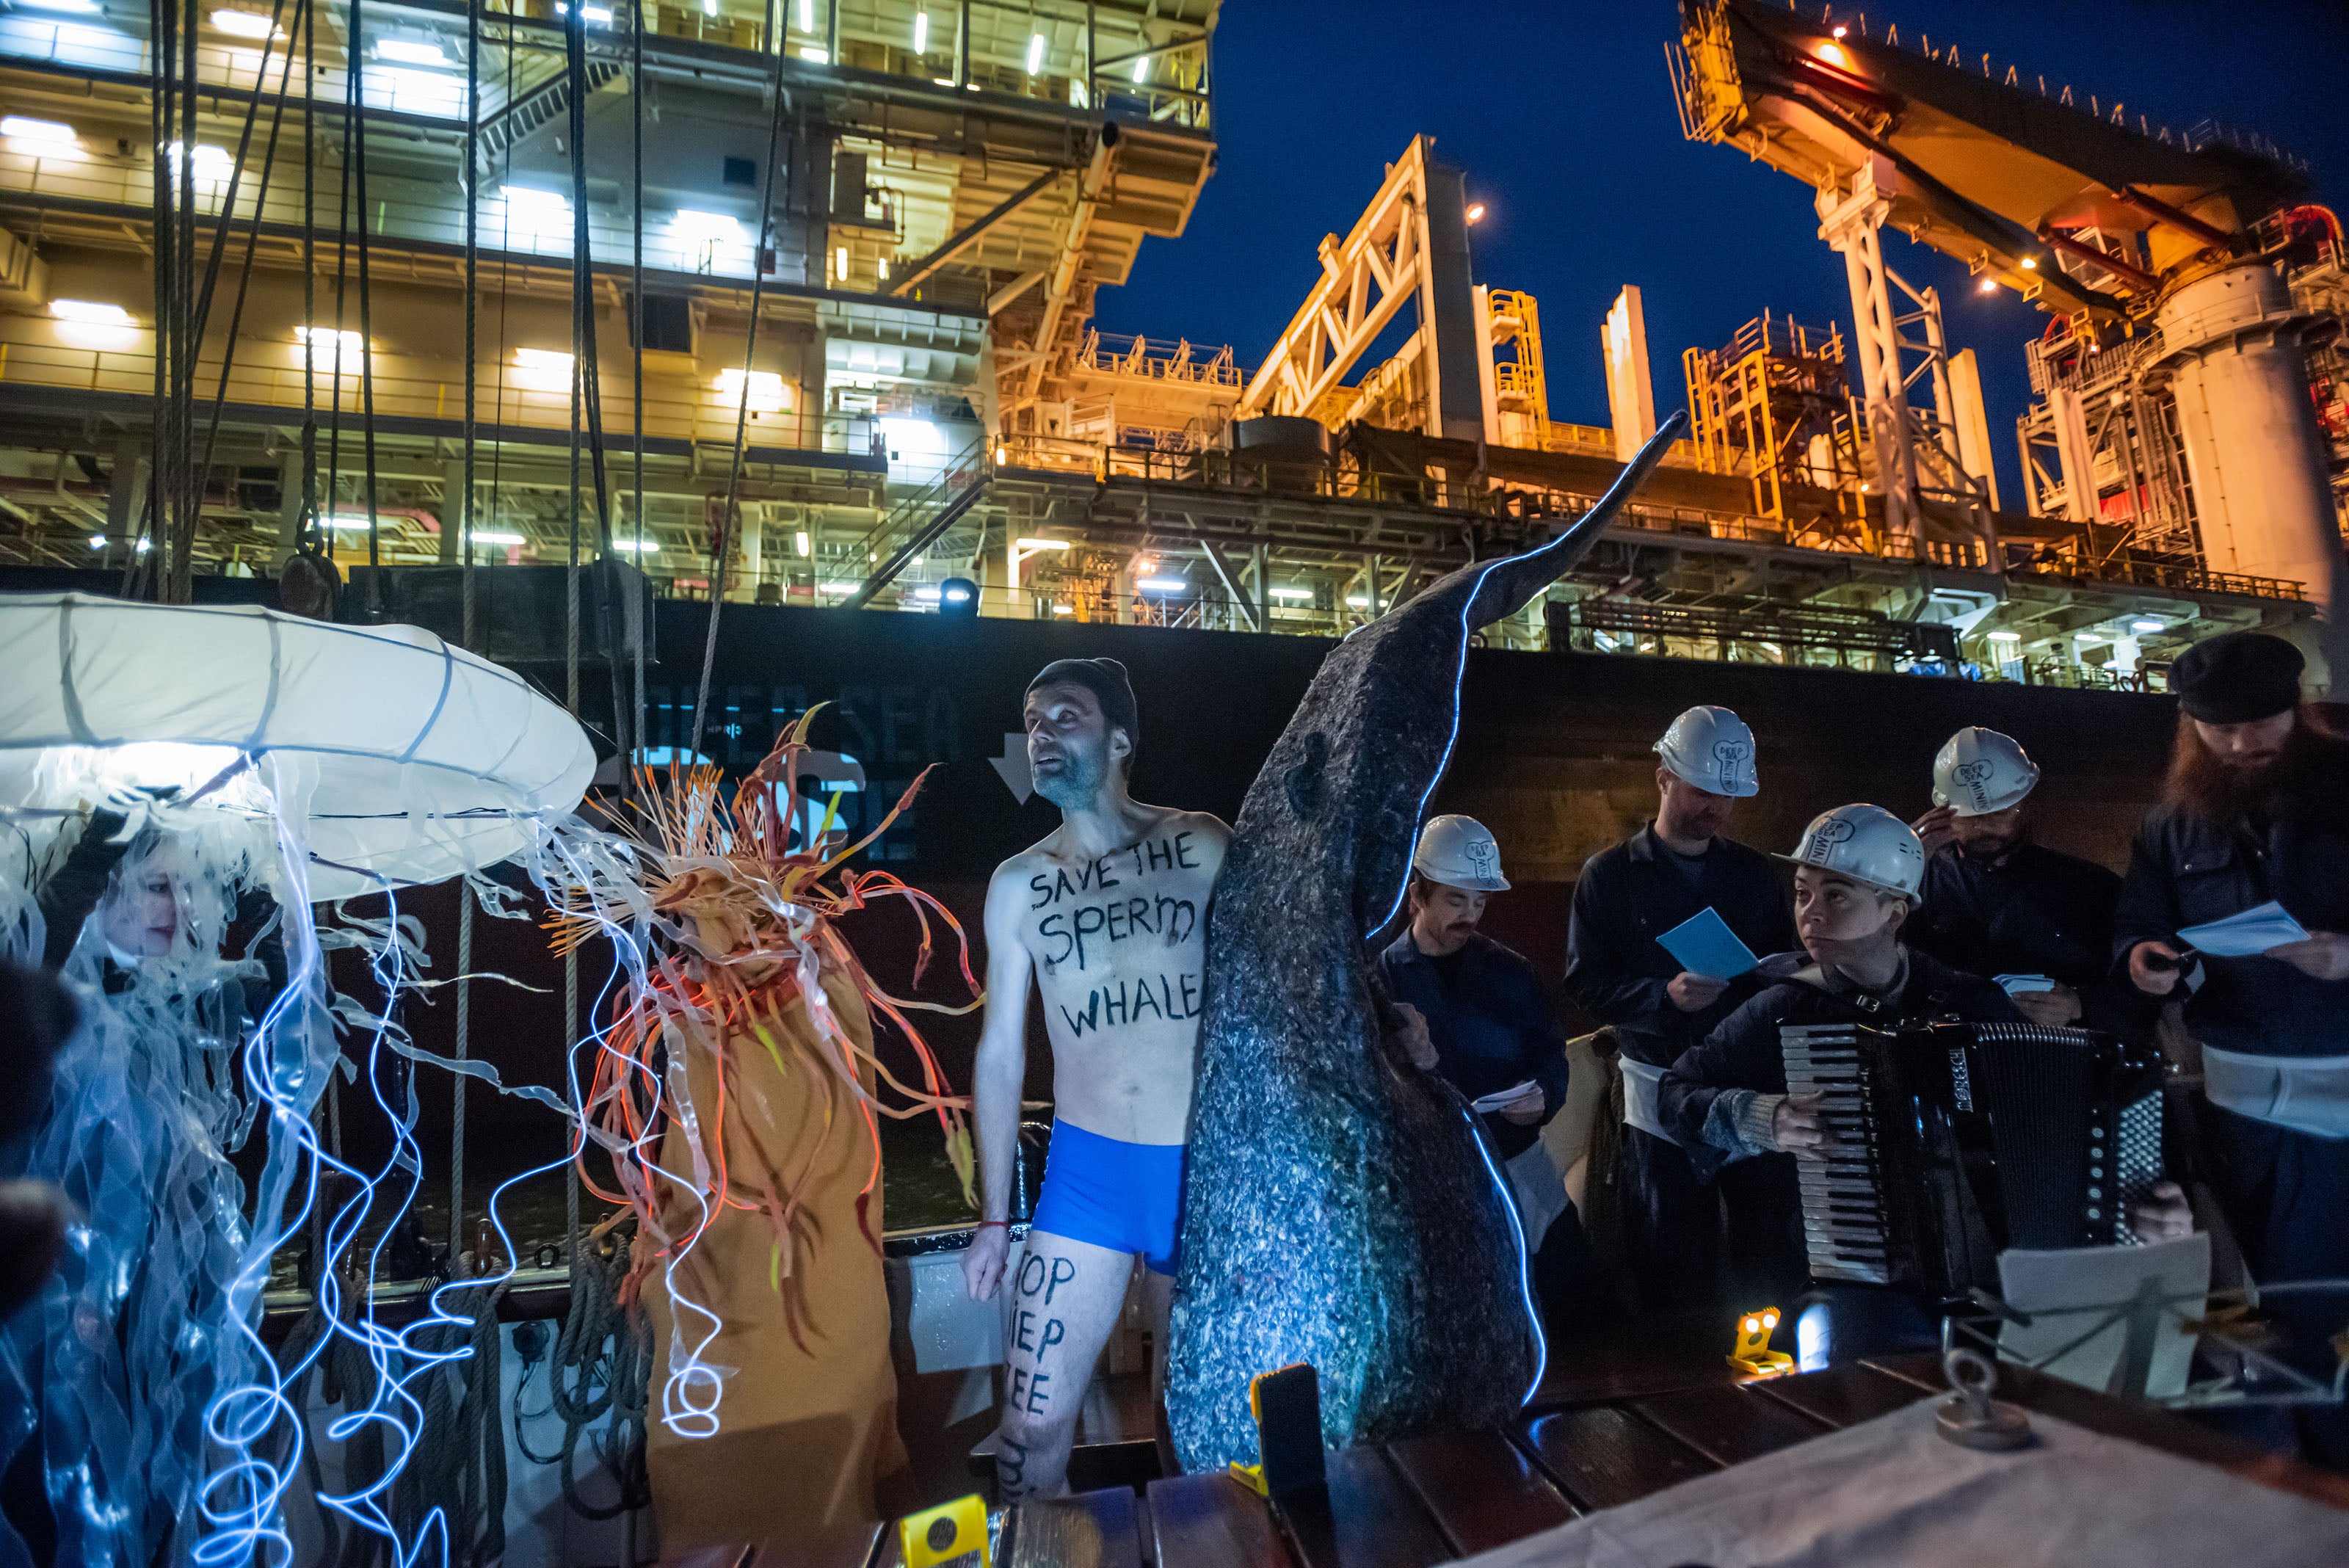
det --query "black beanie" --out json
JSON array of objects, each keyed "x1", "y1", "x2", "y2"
[
  {"x1": 2170, "y1": 632, "x2": 2304, "y2": 724},
  {"x1": 1026, "y1": 658, "x2": 1139, "y2": 753}
]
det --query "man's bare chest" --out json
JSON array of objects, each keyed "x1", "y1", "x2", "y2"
[{"x1": 1022, "y1": 828, "x2": 1214, "y2": 1010}]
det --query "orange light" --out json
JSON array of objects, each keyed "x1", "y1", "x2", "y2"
[
  {"x1": 1831, "y1": 23, "x2": 1848, "y2": 38},
  {"x1": 1817, "y1": 42, "x2": 1848, "y2": 67},
  {"x1": 1465, "y1": 202, "x2": 1486, "y2": 225},
  {"x1": 1980, "y1": 278, "x2": 1999, "y2": 293}
]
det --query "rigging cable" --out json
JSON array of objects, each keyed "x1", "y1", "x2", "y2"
[
  {"x1": 172, "y1": 0, "x2": 292, "y2": 598},
  {"x1": 348, "y1": 0, "x2": 382, "y2": 620},
  {"x1": 192, "y1": 0, "x2": 305, "y2": 509},
  {"x1": 630, "y1": 0, "x2": 647, "y2": 792},
  {"x1": 325, "y1": 67, "x2": 353, "y2": 570},
  {"x1": 454, "y1": 0, "x2": 482, "y2": 1274},
  {"x1": 131, "y1": 0, "x2": 173, "y2": 601},
  {"x1": 686, "y1": 31, "x2": 796, "y2": 756},
  {"x1": 298, "y1": 0, "x2": 317, "y2": 561},
  {"x1": 560, "y1": 4, "x2": 633, "y2": 806}
]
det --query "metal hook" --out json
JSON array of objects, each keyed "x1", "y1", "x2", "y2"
[{"x1": 1936, "y1": 1346, "x2": 2034, "y2": 1451}]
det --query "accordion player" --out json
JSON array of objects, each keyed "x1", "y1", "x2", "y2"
[{"x1": 1779, "y1": 1019, "x2": 2168, "y2": 1298}]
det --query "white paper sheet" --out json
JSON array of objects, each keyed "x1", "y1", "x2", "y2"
[
  {"x1": 1463, "y1": 1398, "x2": 2349, "y2": 1568},
  {"x1": 1470, "y1": 1078, "x2": 1542, "y2": 1114},
  {"x1": 1995, "y1": 1235, "x2": 2211, "y2": 1400}
]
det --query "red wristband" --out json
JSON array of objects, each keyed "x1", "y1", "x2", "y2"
[{"x1": 975, "y1": 1219, "x2": 1010, "y2": 1230}]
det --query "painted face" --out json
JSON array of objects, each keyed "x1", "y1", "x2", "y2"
[
  {"x1": 2192, "y1": 710, "x2": 2295, "y2": 774},
  {"x1": 1792, "y1": 866, "x2": 1903, "y2": 965},
  {"x1": 1409, "y1": 879, "x2": 1487, "y2": 956},
  {"x1": 1657, "y1": 769, "x2": 1734, "y2": 843},
  {"x1": 1950, "y1": 805, "x2": 2025, "y2": 858},
  {"x1": 1024, "y1": 682, "x2": 1121, "y2": 809},
  {"x1": 99, "y1": 846, "x2": 188, "y2": 959}
]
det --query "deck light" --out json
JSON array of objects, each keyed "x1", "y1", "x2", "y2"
[
  {"x1": 209, "y1": 9, "x2": 278, "y2": 37},
  {"x1": 51, "y1": 299, "x2": 133, "y2": 325},
  {"x1": 1, "y1": 116, "x2": 77, "y2": 148},
  {"x1": 374, "y1": 38, "x2": 449, "y2": 67}
]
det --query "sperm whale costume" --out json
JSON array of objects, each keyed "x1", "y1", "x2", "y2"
[{"x1": 1166, "y1": 413, "x2": 1686, "y2": 1469}]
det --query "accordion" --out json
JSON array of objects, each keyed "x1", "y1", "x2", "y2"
[{"x1": 1779, "y1": 1020, "x2": 2165, "y2": 1296}]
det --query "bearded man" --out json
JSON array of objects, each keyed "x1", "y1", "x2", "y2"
[{"x1": 2118, "y1": 630, "x2": 2349, "y2": 1468}]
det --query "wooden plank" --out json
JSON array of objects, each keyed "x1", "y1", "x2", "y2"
[
  {"x1": 667, "y1": 1525, "x2": 879, "y2": 1568},
  {"x1": 1278, "y1": 1446, "x2": 1454, "y2": 1568},
  {"x1": 1514, "y1": 1406, "x2": 1717, "y2": 1512},
  {"x1": 1750, "y1": 1362, "x2": 1931, "y2": 1431},
  {"x1": 764, "y1": 1529, "x2": 882, "y2": 1568},
  {"x1": 1384, "y1": 1429, "x2": 1576, "y2": 1555},
  {"x1": 1147, "y1": 1470, "x2": 1289, "y2": 1568},
  {"x1": 1531, "y1": 1321, "x2": 1745, "y2": 1407},
  {"x1": 1007, "y1": 1486, "x2": 1143, "y2": 1568},
  {"x1": 1632, "y1": 1384, "x2": 1829, "y2": 1467}
]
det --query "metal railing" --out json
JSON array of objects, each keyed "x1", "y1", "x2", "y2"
[
  {"x1": 0, "y1": 323, "x2": 874, "y2": 455},
  {"x1": 992, "y1": 434, "x2": 1503, "y2": 515},
  {"x1": 1075, "y1": 330, "x2": 1242, "y2": 388}
]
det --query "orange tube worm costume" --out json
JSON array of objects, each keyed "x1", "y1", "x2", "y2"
[{"x1": 550, "y1": 710, "x2": 979, "y2": 1545}]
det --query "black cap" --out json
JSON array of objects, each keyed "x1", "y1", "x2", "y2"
[
  {"x1": 1026, "y1": 658, "x2": 1139, "y2": 753},
  {"x1": 2170, "y1": 631, "x2": 2304, "y2": 724}
]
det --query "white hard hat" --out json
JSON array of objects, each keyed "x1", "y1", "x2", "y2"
[
  {"x1": 1413, "y1": 813, "x2": 1510, "y2": 892},
  {"x1": 1654, "y1": 705, "x2": 1760, "y2": 799},
  {"x1": 1776, "y1": 804, "x2": 1925, "y2": 900},
  {"x1": 1931, "y1": 727, "x2": 2040, "y2": 816}
]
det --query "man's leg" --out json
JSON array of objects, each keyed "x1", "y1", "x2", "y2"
[
  {"x1": 995, "y1": 1230, "x2": 1133, "y2": 1500},
  {"x1": 1139, "y1": 1264, "x2": 1174, "y2": 1404}
]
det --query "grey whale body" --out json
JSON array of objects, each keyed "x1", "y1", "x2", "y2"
[{"x1": 1165, "y1": 413, "x2": 1688, "y2": 1471}]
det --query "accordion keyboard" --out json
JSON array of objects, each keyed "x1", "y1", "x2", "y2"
[{"x1": 1780, "y1": 1023, "x2": 1897, "y2": 1285}]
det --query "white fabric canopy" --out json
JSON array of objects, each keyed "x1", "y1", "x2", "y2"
[{"x1": 0, "y1": 593, "x2": 595, "y2": 900}]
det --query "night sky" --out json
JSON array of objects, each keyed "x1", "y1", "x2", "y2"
[{"x1": 1097, "y1": 0, "x2": 2349, "y2": 510}]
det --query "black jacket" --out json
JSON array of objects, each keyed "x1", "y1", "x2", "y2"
[
  {"x1": 1379, "y1": 930, "x2": 1570, "y2": 1159},
  {"x1": 1658, "y1": 949, "x2": 2024, "y2": 1182},
  {"x1": 1564, "y1": 825, "x2": 1796, "y2": 1068},
  {"x1": 2113, "y1": 745, "x2": 2349, "y2": 1060},
  {"x1": 1909, "y1": 841, "x2": 2146, "y2": 1035}
]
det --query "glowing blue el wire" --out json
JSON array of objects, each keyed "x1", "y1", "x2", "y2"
[
  {"x1": 1346, "y1": 555, "x2": 1548, "y2": 1404},
  {"x1": 1458, "y1": 1097, "x2": 1548, "y2": 1406},
  {"x1": 196, "y1": 810, "x2": 637, "y2": 1565},
  {"x1": 1362, "y1": 553, "x2": 1514, "y2": 943},
  {"x1": 537, "y1": 826, "x2": 731, "y2": 1440}
]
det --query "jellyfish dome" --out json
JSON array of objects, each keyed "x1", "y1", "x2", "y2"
[
  {"x1": 0, "y1": 592, "x2": 595, "y2": 899},
  {"x1": 0, "y1": 592, "x2": 594, "y2": 1566}
]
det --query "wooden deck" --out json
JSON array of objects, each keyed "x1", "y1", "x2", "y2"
[{"x1": 678, "y1": 1354, "x2": 2349, "y2": 1567}]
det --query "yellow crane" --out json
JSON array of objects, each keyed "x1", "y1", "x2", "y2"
[{"x1": 1670, "y1": 0, "x2": 2341, "y2": 600}]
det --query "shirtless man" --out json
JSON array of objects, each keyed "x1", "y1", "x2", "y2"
[{"x1": 961, "y1": 657, "x2": 1227, "y2": 1500}]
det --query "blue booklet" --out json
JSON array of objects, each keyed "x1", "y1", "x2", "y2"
[{"x1": 1657, "y1": 907, "x2": 1760, "y2": 980}]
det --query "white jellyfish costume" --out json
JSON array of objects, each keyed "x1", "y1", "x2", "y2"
[{"x1": 0, "y1": 594, "x2": 592, "y2": 1567}]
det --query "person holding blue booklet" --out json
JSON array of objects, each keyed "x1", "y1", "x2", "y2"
[
  {"x1": 2116, "y1": 631, "x2": 2349, "y2": 1470},
  {"x1": 1564, "y1": 705, "x2": 1796, "y2": 1314}
]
